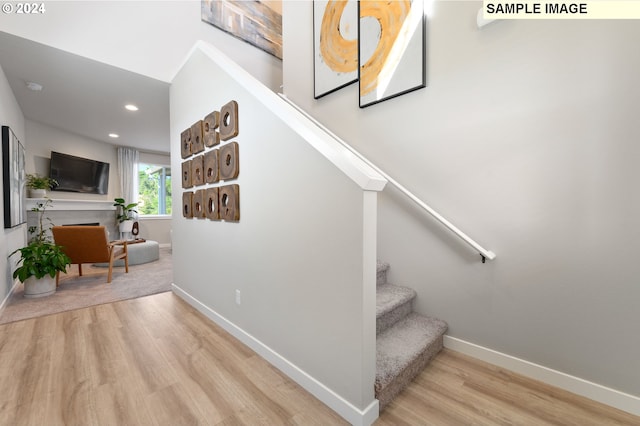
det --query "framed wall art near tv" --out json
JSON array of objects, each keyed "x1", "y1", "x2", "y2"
[{"x1": 2, "y1": 125, "x2": 26, "y2": 228}]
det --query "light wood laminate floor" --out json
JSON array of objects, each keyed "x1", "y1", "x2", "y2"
[
  {"x1": 0, "y1": 292, "x2": 637, "y2": 425},
  {"x1": 376, "y1": 349, "x2": 639, "y2": 425}
]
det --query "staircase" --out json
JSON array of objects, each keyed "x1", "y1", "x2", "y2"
[{"x1": 375, "y1": 261, "x2": 448, "y2": 409}]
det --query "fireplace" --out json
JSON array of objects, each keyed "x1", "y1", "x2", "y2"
[{"x1": 25, "y1": 199, "x2": 117, "y2": 240}]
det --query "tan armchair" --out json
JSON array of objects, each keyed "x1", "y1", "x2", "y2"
[{"x1": 52, "y1": 226, "x2": 129, "y2": 284}]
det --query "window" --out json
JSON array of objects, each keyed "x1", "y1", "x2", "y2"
[{"x1": 137, "y1": 163, "x2": 172, "y2": 215}]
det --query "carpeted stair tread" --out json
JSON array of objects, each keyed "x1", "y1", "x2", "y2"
[
  {"x1": 376, "y1": 284, "x2": 415, "y2": 316},
  {"x1": 376, "y1": 312, "x2": 448, "y2": 408},
  {"x1": 376, "y1": 312, "x2": 447, "y2": 385},
  {"x1": 376, "y1": 283, "x2": 416, "y2": 335},
  {"x1": 376, "y1": 260, "x2": 390, "y2": 286}
]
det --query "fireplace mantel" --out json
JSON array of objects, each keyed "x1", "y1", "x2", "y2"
[
  {"x1": 26, "y1": 198, "x2": 118, "y2": 239},
  {"x1": 25, "y1": 198, "x2": 116, "y2": 211}
]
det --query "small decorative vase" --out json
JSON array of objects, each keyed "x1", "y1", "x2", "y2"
[
  {"x1": 119, "y1": 220, "x2": 134, "y2": 233},
  {"x1": 29, "y1": 189, "x2": 47, "y2": 198},
  {"x1": 119, "y1": 219, "x2": 135, "y2": 240},
  {"x1": 23, "y1": 275, "x2": 56, "y2": 298}
]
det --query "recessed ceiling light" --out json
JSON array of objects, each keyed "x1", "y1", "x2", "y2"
[
  {"x1": 26, "y1": 81, "x2": 43, "y2": 91},
  {"x1": 109, "y1": 133, "x2": 119, "y2": 138},
  {"x1": 125, "y1": 104, "x2": 139, "y2": 111}
]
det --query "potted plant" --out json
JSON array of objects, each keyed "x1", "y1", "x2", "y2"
[
  {"x1": 26, "y1": 173, "x2": 58, "y2": 198},
  {"x1": 113, "y1": 197, "x2": 138, "y2": 234},
  {"x1": 11, "y1": 198, "x2": 71, "y2": 298}
]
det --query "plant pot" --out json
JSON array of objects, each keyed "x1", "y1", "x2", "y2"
[
  {"x1": 119, "y1": 220, "x2": 134, "y2": 233},
  {"x1": 23, "y1": 275, "x2": 56, "y2": 298},
  {"x1": 29, "y1": 189, "x2": 47, "y2": 198}
]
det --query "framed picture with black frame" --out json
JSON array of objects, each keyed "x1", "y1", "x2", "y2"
[
  {"x1": 2, "y1": 125, "x2": 26, "y2": 228},
  {"x1": 313, "y1": 0, "x2": 359, "y2": 99},
  {"x1": 358, "y1": 0, "x2": 426, "y2": 108}
]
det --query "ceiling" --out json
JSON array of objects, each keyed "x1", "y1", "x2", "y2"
[{"x1": 0, "y1": 31, "x2": 170, "y2": 153}]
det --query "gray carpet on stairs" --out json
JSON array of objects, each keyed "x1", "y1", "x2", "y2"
[
  {"x1": 376, "y1": 312, "x2": 448, "y2": 409},
  {"x1": 376, "y1": 260, "x2": 389, "y2": 285},
  {"x1": 376, "y1": 283, "x2": 416, "y2": 335}
]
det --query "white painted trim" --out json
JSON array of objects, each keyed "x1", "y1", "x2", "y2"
[
  {"x1": 0, "y1": 278, "x2": 21, "y2": 316},
  {"x1": 25, "y1": 198, "x2": 115, "y2": 211},
  {"x1": 444, "y1": 336, "x2": 640, "y2": 417},
  {"x1": 361, "y1": 191, "x2": 378, "y2": 408},
  {"x1": 158, "y1": 243, "x2": 171, "y2": 249},
  {"x1": 174, "y1": 41, "x2": 387, "y2": 192},
  {"x1": 172, "y1": 284, "x2": 380, "y2": 426},
  {"x1": 138, "y1": 215, "x2": 171, "y2": 221}
]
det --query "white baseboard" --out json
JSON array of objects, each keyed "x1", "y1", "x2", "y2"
[
  {"x1": 444, "y1": 336, "x2": 640, "y2": 417},
  {"x1": 0, "y1": 278, "x2": 21, "y2": 316},
  {"x1": 171, "y1": 284, "x2": 379, "y2": 426}
]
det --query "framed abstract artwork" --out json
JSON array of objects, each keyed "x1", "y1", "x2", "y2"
[
  {"x1": 313, "y1": 0, "x2": 359, "y2": 99},
  {"x1": 201, "y1": 0, "x2": 283, "y2": 59},
  {"x1": 2, "y1": 126, "x2": 26, "y2": 228},
  {"x1": 358, "y1": 0, "x2": 426, "y2": 108}
]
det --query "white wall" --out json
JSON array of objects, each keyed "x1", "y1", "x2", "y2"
[
  {"x1": 137, "y1": 217, "x2": 171, "y2": 246},
  {"x1": 283, "y1": 1, "x2": 640, "y2": 398},
  {"x1": 139, "y1": 151, "x2": 170, "y2": 169},
  {"x1": 171, "y1": 46, "x2": 377, "y2": 418},
  {"x1": 0, "y1": 64, "x2": 26, "y2": 308},
  {"x1": 0, "y1": 0, "x2": 282, "y2": 91}
]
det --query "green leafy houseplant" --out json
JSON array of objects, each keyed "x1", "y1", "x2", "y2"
[
  {"x1": 113, "y1": 198, "x2": 139, "y2": 223},
  {"x1": 25, "y1": 173, "x2": 58, "y2": 190},
  {"x1": 11, "y1": 198, "x2": 71, "y2": 283}
]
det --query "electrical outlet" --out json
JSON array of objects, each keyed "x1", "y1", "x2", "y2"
[{"x1": 235, "y1": 289, "x2": 241, "y2": 305}]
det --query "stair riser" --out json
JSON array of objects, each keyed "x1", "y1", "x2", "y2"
[
  {"x1": 377, "y1": 300, "x2": 412, "y2": 335},
  {"x1": 376, "y1": 268, "x2": 388, "y2": 286},
  {"x1": 375, "y1": 335, "x2": 444, "y2": 410}
]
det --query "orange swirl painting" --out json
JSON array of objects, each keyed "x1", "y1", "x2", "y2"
[
  {"x1": 313, "y1": 0, "x2": 359, "y2": 98},
  {"x1": 313, "y1": 0, "x2": 425, "y2": 106},
  {"x1": 359, "y1": 0, "x2": 425, "y2": 107}
]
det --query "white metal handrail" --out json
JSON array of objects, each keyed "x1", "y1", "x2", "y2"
[{"x1": 278, "y1": 93, "x2": 496, "y2": 262}]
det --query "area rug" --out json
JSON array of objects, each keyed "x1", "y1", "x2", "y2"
[{"x1": 0, "y1": 247, "x2": 172, "y2": 325}]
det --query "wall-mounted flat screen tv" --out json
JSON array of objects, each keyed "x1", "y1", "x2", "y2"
[{"x1": 49, "y1": 151, "x2": 110, "y2": 194}]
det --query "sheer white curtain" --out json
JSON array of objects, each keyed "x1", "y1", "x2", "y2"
[{"x1": 117, "y1": 147, "x2": 139, "y2": 209}]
